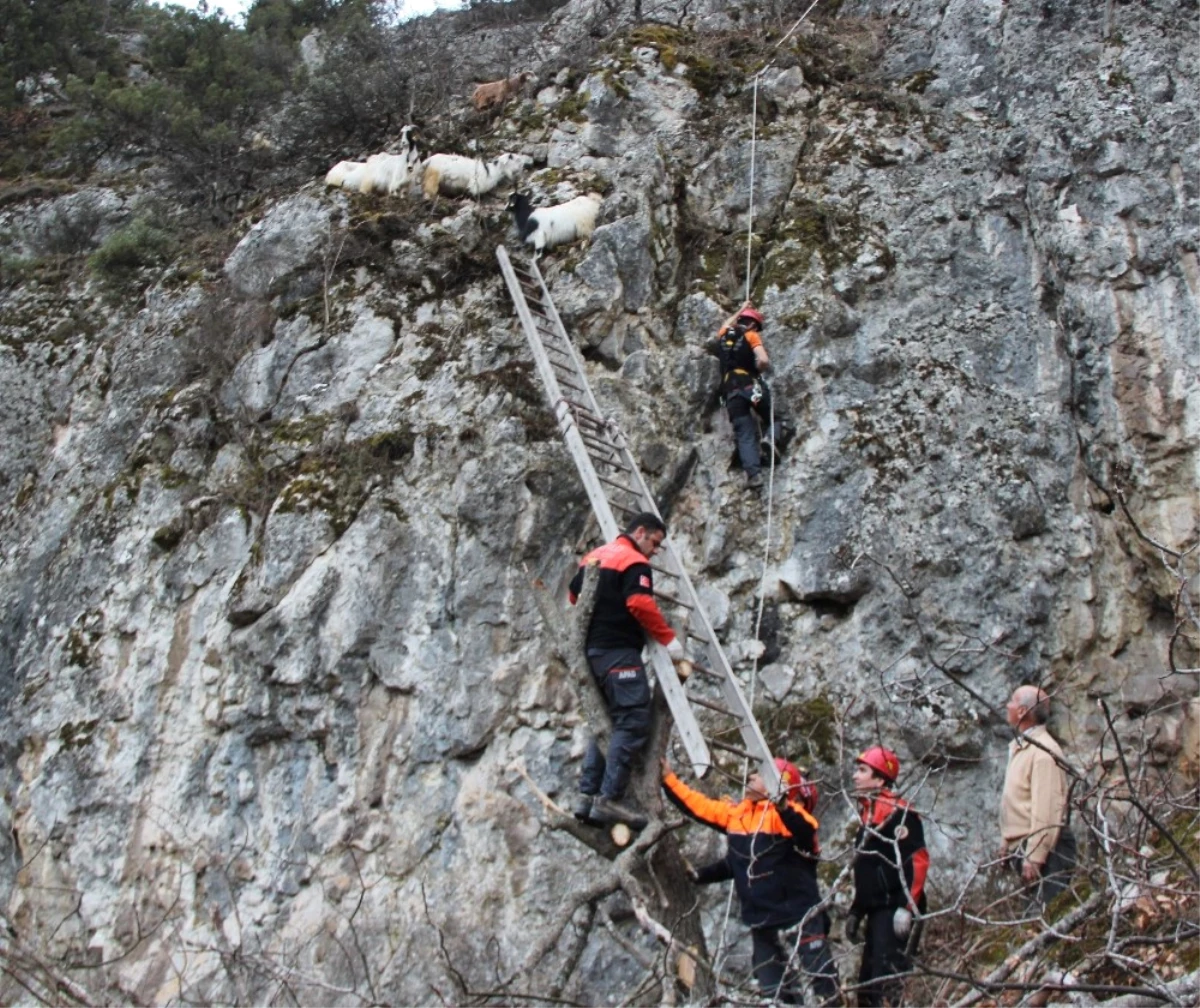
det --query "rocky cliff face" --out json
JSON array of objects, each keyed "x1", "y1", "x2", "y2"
[{"x1": 1, "y1": 0, "x2": 1196, "y2": 1003}]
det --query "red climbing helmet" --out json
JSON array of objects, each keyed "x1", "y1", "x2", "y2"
[
  {"x1": 737, "y1": 307, "x2": 765, "y2": 327},
  {"x1": 775, "y1": 757, "x2": 818, "y2": 812},
  {"x1": 856, "y1": 745, "x2": 901, "y2": 784}
]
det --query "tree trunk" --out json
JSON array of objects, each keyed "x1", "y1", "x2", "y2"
[{"x1": 527, "y1": 572, "x2": 716, "y2": 1002}]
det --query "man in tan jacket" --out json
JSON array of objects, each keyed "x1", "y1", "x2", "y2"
[{"x1": 1000, "y1": 685, "x2": 1077, "y2": 904}]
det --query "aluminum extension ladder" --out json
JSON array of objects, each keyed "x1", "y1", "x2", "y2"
[{"x1": 497, "y1": 245, "x2": 781, "y2": 793}]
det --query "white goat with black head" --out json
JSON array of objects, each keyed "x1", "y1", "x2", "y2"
[
  {"x1": 507, "y1": 191, "x2": 602, "y2": 253},
  {"x1": 421, "y1": 151, "x2": 531, "y2": 200}
]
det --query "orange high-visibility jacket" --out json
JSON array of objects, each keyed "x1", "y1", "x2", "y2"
[{"x1": 664, "y1": 770, "x2": 823, "y2": 928}]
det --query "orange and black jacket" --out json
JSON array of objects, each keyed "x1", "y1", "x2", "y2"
[
  {"x1": 663, "y1": 770, "x2": 822, "y2": 928},
  {"x1": 852, "y1": 790, "x2": 929, "y2": 914},
  {"x1": 568, "y1": 535, "x2": 674, "y2": 651}
]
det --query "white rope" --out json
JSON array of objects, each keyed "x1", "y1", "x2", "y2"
[
  {"x1": 742, "y1": 0, "x2": 826, "y2": 742},
  {"x1": 714, "y1": 1, "x2": 825, "y2": 992},
  {"x1": 742, "y1": 0, "x2": 825, "y2": 300},
  {"x1": 745, "y1": 75, "x2": 759, "y2": 305}
]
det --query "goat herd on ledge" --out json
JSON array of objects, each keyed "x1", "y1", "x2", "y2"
[{"x1": 323, "y1": 73, "x2": 601, "y2": 254}]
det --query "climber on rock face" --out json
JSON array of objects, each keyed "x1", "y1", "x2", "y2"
[
  {"x1": 662, "y1": 755, "x2": 840, "y2": 1005},
  {"x1": 567, "y1": 512, "x2": 687, "y2": 828},
  {"x1": 706, "y1": 301, "x2": 791, "y2": 491}
]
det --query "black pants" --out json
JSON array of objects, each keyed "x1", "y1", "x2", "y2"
[
  {"x1": 578, "y1": 648, "x2": 651, "y2": 800},
  {"x1": 1037, "y1": 829, "x2": 1077, "y2": 905},
  {"x1": 751, "y1": 913, "x2": 839, "y2": 1005},
  {"x1": 858, "y1": 908, "x2": 912, "y2": 1007},
  {"x1": 725, "y1": 382, "x2": 772, "y2": 478}
]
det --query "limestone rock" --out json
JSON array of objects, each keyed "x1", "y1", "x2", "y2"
[{"x1": 224, "y1": 195, "x2": 331, "y2": 300}]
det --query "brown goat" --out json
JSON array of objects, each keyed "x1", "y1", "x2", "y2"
[{"x1": 471, "y1": 70, "x2": 533, "y2": 112}]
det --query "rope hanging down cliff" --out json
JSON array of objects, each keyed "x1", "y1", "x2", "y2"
[
  {"x1": 715, "y1": 0, "x2": 825, "y2": 989},
  {"x1": 740, "y1": 0, "x2": 824, "y2": 765}
]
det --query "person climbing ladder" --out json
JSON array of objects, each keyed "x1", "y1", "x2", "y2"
[{"x1": 567, "y1": 513, "x2": 688, "y2": 828}]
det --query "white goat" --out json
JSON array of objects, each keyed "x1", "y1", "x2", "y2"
[
  {"x1": 325, "y1": 159, "x2": 370, "y2": 190},
  {"x1": 507, "y1": 191, "x2": 602, "y2": 253},
  {"x1": 324, "y1": 125, "x2": 421, "y2": 196},
  {"x1": 421, "y1": 151, "x2": 531, "y2": 200},
  {"x1": 471, "y1": 71, "x2": 533, "y2": 112}
]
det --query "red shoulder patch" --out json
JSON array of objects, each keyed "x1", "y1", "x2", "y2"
[{"x1": 639, "y1": 575, "x2": 651, "y2": 588}]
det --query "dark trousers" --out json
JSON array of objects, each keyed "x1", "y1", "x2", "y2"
[
  {"x1": 579, "y1": 649, "x2": 651, "y2": 800},
  {"x1": 752, "y1": 913, "x2": 839, "y2": 1005},
  {"x1": 858, "y1": 908, "x2": 911, "y2": 1007},
  {"x1": 726, "y1": 383, "x2": 772, "y2": 478},
  {"x1": 1037, "y1": 828, "x2": 1077, "y2": 905}
]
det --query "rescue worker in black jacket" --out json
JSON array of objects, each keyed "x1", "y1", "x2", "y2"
[
  {"x1": 848, "y1": 746, "x2": 929, "y2": 1008},
  {"x1": 662, "y1": 756, "x2": 840, "y2": 1005},
  {"x1": 568, "y1": 513, "x2": 685, "y2": 827},
  {"x1": 707, "y1": 300, "x2": 786, "y2": 490}
]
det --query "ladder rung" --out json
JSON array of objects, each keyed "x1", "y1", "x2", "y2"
[
  {"x1": 686, "y1": 629, "x2": 714, "y2": 646},
  {"x1": 591, "y1": 454, "x2": 632, "y2": 472},
  {"x1": 649, "y1": 562, "x2": 681, "y2": 580},
  {"x1": 555, "y1": 376, "x2": 585, "y2": 392},
  {"x1": 690, "y1": 663, "x2": 724, "y2": 680},
  {"x1": 708, "y1": 738, "x2": 758, "y2": 761},
  {"x1": 550, "y1": 361, "x2": 582, "y2": 379},
  {"x1": 576, "y1": 417, "x2": 612, "y2": 437},
  {"x1": 653, "y1": 589, "x2": 694, "y2": 610},
  {"x1": 541, "y1": 334, "x2": 572, "y2": 352},
  {"x1": 596, "y1": 472, "x2": 643, "y2": 498},
  {"x1": 561, "y1": 397, "x2": 603, "y2": 420},
  {"x1": 579, "y1": 432, "x2": 620, "y2": 456},
  {"x1": 568, "y1": 409, "x2": 608, "y2": 432},
  {"x1": 689, "y1": 695, "x2": 740, "y2": 718},
  {"x1": 566, "y1": 405, "x2": 605, "y2": 427}
]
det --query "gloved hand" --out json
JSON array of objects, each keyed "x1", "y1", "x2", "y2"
[
  {"x1": 845, "y1": 913, "x2": 862, "y2": 942},
  {"x1": 666, "y1": 638, "x2": 686, "y2": 662},
  {"x1": 893, "y1": 907, "x2": 913, "y2": 939}
]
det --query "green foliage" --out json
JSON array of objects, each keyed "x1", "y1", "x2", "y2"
[
  {"x1": 0, "y1": 252, "x2": 39, "y2": 289},
  {"x1": 11, "y1": 2, "x2": 376, "y2": 193},
  {"x1": 755, "y1": 692, "x2": 841, "y2": 767},
  {"x1": 244, "y1": 0, "x2": 342, "y2": 41},
  {"x1": 615, "y1": 24, "x2": 752, "y2": 101},
  {"x1": 554, "y1": 90, "x2": 591, "y2": 123},
  {"x1": 282, "y1": 2, "x2": 415, "y2": 153},
  {"x1": 87, "y1": 215, "x2": 176, "y2": 279},
  {"x1": 0, "y1": 0, "x2": 130, "y2": 108},
  {"x1": 53, "y1": 4, "x2": 288, "y2": 179}
]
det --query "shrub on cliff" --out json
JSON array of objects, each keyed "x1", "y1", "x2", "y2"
[{"x1": 87, "y1": 215, "x2": 175, "y2": 279}]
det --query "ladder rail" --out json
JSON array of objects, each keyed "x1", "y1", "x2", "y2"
[
  {"x1": 498, "y1": 249, "x2": 620, "y2": 542},
  {"x1": 526, "y1": 259, "x2": 614, "y2": 432}
]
